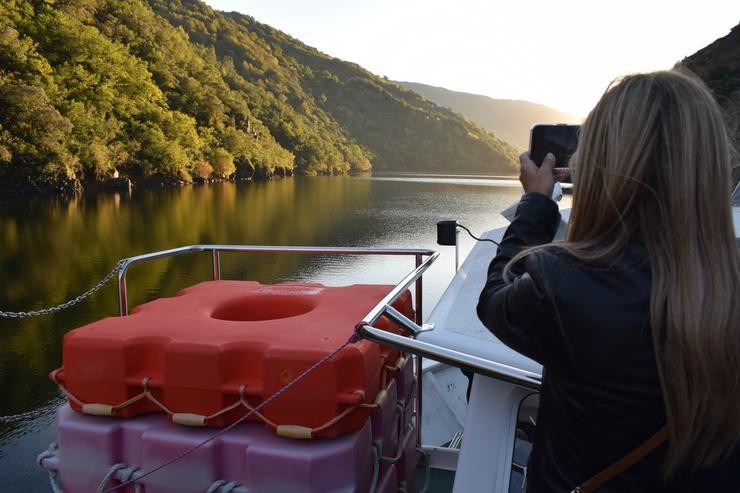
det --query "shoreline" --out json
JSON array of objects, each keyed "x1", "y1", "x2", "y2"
[
  {"x1": 0, "y1": 172, "x2": 287, "y2": 198},
  {"x1": 0, "y1": 169, "x2": 518, "y2": 197}
]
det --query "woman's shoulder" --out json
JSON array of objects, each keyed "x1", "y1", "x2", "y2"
[
  {"x1": 522, "y1": 248, "x2": 579, "y2": 284},
  {"x1": 524, "y1": 247, "x2": 567, "y2": 268},
  {"x1": 520, "y1": 249, "x2": 576, "y2": 305},
  {"x1": 522, "y1": 245, "x2": 651, "y2": 303},
  {"x1": 525, "y1": 243, "x2": 651, "y2": 273}
]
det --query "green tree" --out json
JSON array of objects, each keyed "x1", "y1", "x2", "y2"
[
  {"x1": 211, "y1": 147, "x2": 236, "y2": 178},
  {"x1": 0, "y1": 84, "x2": 75, "y2": 180}
]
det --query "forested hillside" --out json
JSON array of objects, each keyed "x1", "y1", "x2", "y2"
[
  {"x1": 397, "y1": 81, "x2": 583, "y2": 151},
  {"x1": 0, "y1": 0, "x2": 518, "y2": 194}
]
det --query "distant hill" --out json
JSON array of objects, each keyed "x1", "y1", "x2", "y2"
[
  {"x1": 0, "y1": 0, "x2": 518, "y2": 194},
  {"x1": 397, "y1": 81, "x2": 582, "y2": 151},
  {"x1": 681, "y1": 24, "x2": 740, "y2": 150}
]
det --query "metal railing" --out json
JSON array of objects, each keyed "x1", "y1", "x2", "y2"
[
  {"x1": 359, "y1": 324, "x2": 542, "y2": 391},
  {"x1": 356, "y1": 262, "x2": 542, "y2": 448},
  {"x1": 115, "y1": 244, "x2": 439, "y2": 450},
  {"x1": 116, "y1": 245, "x2": 436, "y2": 318},
  {"x1": 115, "y1": 244, "x2": 541, "y2": 451}
]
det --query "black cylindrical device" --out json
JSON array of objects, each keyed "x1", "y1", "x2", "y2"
[{"x1": 436, "y1": 220, "x2": 457, "y2": 246}]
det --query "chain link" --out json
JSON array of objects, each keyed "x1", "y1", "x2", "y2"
[{"x1": 0, "y1": 260, "x2": 127, "y2": 319}]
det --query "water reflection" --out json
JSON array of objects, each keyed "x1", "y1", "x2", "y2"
[
  {"x1": 366, "y1": 175, "x2": 524, "y2": 187},
  {"x1": 0, "y1": 175, "x2": 564, "y2": 490}
]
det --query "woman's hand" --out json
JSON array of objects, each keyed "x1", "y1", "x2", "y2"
[{"x1": 519, "y1": 152, "x2": 565, "y2": 198}]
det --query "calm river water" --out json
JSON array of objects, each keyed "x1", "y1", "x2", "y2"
[{"x1": 0, "y1": 175, "x2": 567, "y2": 491}]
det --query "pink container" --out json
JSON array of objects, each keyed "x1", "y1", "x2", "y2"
[{"x1": 42, "y1": 405, "x2": 376, "y2": 493}]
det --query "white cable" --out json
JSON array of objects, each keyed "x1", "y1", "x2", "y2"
[{"x1": 96, "y1": 464, "x2": 130, "y2": 493}]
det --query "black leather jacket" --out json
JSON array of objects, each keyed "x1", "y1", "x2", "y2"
[{"x1": 477, "y1": 193, "x2": 740, "y2": 493}]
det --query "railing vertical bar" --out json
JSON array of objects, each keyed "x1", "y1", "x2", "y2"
[
  {"x1": 414, "y1": 253, "x2": 423, "y2": 451},
  {"x1": 414, "y1": 254, "x2": 424, "y2": 449},
  {"x1": 415, "y1": 354, "x2": 423, "y2": 450},
  {"x1": 212, "y1": 250, "x2": 221, "y2": 280},
  {"x1": 455, "y1": 229, "x2": 460, "y2": 272},
  {"x1": 415, "y1": 254, "x2": 423, "y2": 326},
  {"x1": 118, "y1": 266, "x2": 129, "y2": 317}
]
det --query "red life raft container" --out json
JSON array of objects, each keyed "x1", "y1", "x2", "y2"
[{"x1": 51, "y1": 281, "x2": 414, "y2": 437}]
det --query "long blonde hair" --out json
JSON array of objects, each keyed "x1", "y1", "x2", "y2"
[{"x1": 518, "y1": 70, "x2": 740, "y2": 475}]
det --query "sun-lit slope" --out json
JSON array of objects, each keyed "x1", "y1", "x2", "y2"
[
  {"x1": 0, "y1": 0, "x2": 298, "y2": 191},
  {"x1": 153, "y1": 0, "x2": 519, "y2": 175},
  {"x1": 0, "y1": 0, "x2": 518, "y2": 193}
]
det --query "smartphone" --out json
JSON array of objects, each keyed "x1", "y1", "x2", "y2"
[{"x1": 529, "y1": 124, "x2": 580, "y2": 168}]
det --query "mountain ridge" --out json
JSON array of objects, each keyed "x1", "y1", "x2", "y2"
[
  {"x1": 396, "y1": 81, "x2": 583, "y2": 151},
  {"x1": 0, "y1": 1, "x2": 734, "y2": 195},
  {"x1": 681, "y1": 24, "x2": 739, "y2": 150}
]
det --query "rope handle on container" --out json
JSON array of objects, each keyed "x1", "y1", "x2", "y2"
[
  {"x1": 51, "y1": 354, "x2": 400, "y2": 438},
  {"x1": 98, "y1": 324, "x2": 390, "y2": 493},
  {"x1": 97, "y1": 464, "x2": 143, "y2": 493}
]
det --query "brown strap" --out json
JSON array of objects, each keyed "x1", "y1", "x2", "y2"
[{"x1": 573, "y1": 425, "x2": 669, "y2": 493}]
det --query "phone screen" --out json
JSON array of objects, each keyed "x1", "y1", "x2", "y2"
[{"x1": 529, "y1": 124, "x2": 580, "y2": 168}]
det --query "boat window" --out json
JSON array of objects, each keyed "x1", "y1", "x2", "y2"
[{"x1": 509, "y1": 392, "x2": 539, "y2": 493}]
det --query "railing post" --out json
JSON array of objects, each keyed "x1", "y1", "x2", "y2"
[
  {"x1": 118, "y1": 266, "x2": 129, "y2": 317},
  {"x1": 414, "y1": 253, "x2": 423, "y2": 450},
  {"x1": 455, "y1": 228, "x2": 460, "y2": 272},
  {"x1": 212, "y1": 250, "x2": 221, "y2": 280},
  {"x1": 415, "y1": 254, "x2": 423, "y2": 325}
]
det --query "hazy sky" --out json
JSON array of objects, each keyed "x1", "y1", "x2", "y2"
[{"x1": 204, "y1": 0, "x2": 738, "y2": 118}]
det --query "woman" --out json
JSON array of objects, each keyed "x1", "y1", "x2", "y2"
[{"x1": 477, "y1": 70, "x2": 740, "y2": 492}]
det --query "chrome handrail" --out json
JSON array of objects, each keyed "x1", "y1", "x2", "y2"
[
  {"x1": 356, "y1": 253, "x2": 541, "y2": 452},
  {"x1": 359, "y1": 325, "x2": 542, "y2": 391},
  {"x1": 360, "y1": 251, "x2": 439, "y2": 326},
  {"x1": 358, "y1": 274, "x2": 542, "y2": 391},
  {"x1": 116, "y1": 245, "x2": 436, "y2": 316}
]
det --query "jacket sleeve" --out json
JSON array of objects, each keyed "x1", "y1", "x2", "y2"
[{"x1": 476, "y1": 192, "x2": 561, "y2": 365}]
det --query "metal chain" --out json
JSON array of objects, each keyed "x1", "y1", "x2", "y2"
[{"x1": 0, "y1": 260, "x2": 127, "y2": 318}]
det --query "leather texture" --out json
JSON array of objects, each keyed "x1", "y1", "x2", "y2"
[{"x1": 477, "y1": 192, "x2": 740, "y2": 493}]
